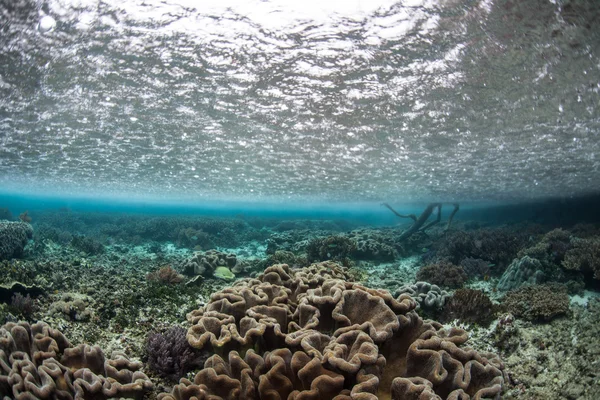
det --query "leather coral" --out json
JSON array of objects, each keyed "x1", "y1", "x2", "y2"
[
  {"x1": 173, "y1": 262, "x2": 504, "y2": 400},
  {"x1": 0, "y1": 321, "x2": 153, "y2": 399}
]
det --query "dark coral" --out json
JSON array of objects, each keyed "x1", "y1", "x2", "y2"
[
  {"x1": 443, "y1": 289, "x2": 496, "y2": 326},
  {"x1": 9, "y1": 293, "x2": 35, "y2": 317},
  {"x1": 145, "y1": 326, "x2": 208, "y2": 382},
  {"x1": 416, "y1": 261, "x2": 468, "y2": 289},
  {"x1": 434, "y1": 228, "x2": 527, "y2": 270},
  {"x1": 0, "y1": 221, "x2": 33, "y2": 261},
  {"x1": 518, "y1": 228, "x2": 573, "y2": 267},
  {"x1": 70, "y1": 234, "x2": 105, "y2": 255},
  {"x1": 147, "y1": 266, "x2": 185, "y2": 284},
  {"x1": 502, "y1": 284, "x2": 570, "y2": 321},
  {"x1": 306, "y1": 235, "x2": 356, "y2": 262},
  {"x1": 460, "y1": 257, "x2": 492, "y2": 279},
  {"x1": 181, "y1": 250, "x2": 238, "y2": 277},
  {"x1": 562, "y1": 236, "x2": 600, "y2": 279},
  {"x1": 176, "y1": 263, "x2": 505, "y2": 399}
]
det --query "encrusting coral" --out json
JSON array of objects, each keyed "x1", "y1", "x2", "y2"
[
  {"x1": 162, "y1": 262, "x2": 505, "y2": 400},
  {"x1": 0, "y1": 321, "x2": 153, "y2": 399}
]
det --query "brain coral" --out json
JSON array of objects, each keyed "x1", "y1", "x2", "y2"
[
  {"x1": 0, "y1": 221, "x2": 33, "y2": 261},
  {"x1": 0, "y1": 321, "x2": 153, "y2": 399},
  {"x1": 165, "y1": 262, "x2": 504, "y2": 400}
]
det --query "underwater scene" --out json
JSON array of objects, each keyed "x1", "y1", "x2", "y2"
[{"x1": 1, "y1": 0, "x2": 600, "y2": 399}]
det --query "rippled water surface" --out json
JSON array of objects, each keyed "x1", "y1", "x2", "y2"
[{"x1": 1, "y1": 0, "x2": 599, "y2": 203}]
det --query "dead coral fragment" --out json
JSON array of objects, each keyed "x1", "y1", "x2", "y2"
[{"x1": 503, "y1": 284, "x2": 570, "y2": 321}]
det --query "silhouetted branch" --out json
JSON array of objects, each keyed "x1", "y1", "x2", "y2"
[{"x1": 383, "y1": 202, "x2": 459, "y2": 241}]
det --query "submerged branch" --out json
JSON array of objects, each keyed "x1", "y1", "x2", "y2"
[{"x1": 383, "y1": 202, "x2": 459, "y2": 241}]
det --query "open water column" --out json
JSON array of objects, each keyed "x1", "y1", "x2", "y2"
[{"x1": 0, "y1": 1, "x2": 599, "y2": 399}]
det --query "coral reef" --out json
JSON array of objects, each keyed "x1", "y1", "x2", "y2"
[
  {"x1": 9, "y1": 293, "x2": 35, "y2": 318},
  {"x1": 48, "y1": 293, "x2": 95, "y2": 322},
  {"x1": 178, "y1": 263, "x2": 505, "y2": 399},
  {"x1": 395, "y1": 281, "x2": 450, "y2": 311},
  {"x1": 415, "y1": 261, "x2": 468, "y2": 288},
  {"x1": 433, "y1": 228, "x2": 527, "y2": 270},
  {"x1": 0, "y1": 321, "x2": 153, "y2": 399},
  {"x1": 443, "y1": 288, "x2": 496, "y2": 326},
  {"x1": 497, "y1": 256, "x2": 546, "y2": 291},
  {"x1": 181, "y1": 250, "x2": 238, "y2": 279},
  {"x1": 460, "y1": 257, "x2": 492, "y2": 279},
  {"x1": 0, "y1": 221, "x2": 33, "y2": 261},
  {"x1": 145, "y1": 326, "x2": 208, "y2": 382},
  {"x1": 502, "y1": 284, "x2": 570, "y2": 321},
  {"x1": 562, "y1": 236, "x2": 600, "y2": 279},
  {"x1": 494, "y1": 297, "x2": 600, "y2": 399},
  {"x1": 306, "y1": 235, "x2": 357, "y2": 262},
  {"x1": 70, "y1": 234, "x2": 105, "y2": 255},
  {"x1": 147, "y1": 265, "x2": 185, "y2": 284},
  {"x1": 351, "y1": 234, "x2": 398, "y2": 261}
]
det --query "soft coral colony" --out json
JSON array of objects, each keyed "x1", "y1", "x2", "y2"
[{"x1": 1, "y1": 261, "x2": 505, "y2": 399}]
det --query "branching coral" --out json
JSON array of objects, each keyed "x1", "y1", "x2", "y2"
[
  {"x1": 147, "y1": 266, "x2": 185, "y2": 284},
  {"x1": 443, "y1": 288, "x2": 496, "y2": 326},
  {"x1": 502, "y1": 284, "x2": 570, "y2": 321},
  {"x1": 145, "y1": 326, "x2": 208, "y2": 382},
  {"x1": 416, "y1": 261, "x2": 468, "y2": 289},
  {"x1": 171, "y1": 262, "x2": 505, "y2": 399},
  {"x1": 562, "y1": 236, "x2": 600, "y2": 279},
  {"x1": 306, "y1": 235, "x2": 356, "y2": 262}
]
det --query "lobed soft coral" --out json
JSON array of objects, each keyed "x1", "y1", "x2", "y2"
[
  {"x1": 0, "y1": 321, "x2": 153, "y2": 399},
  {"x1": 173, "y1": 262, "x2": 505, "y2": 399}
]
